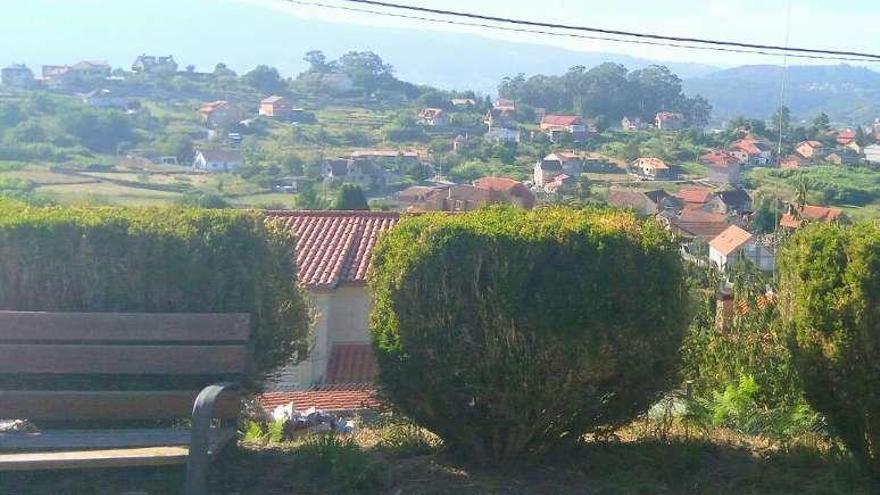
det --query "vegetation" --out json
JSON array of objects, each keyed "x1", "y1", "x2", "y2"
[
  {"x1": 369, "y1": 207, "x2": 690, "y2": 460},
  {"x1": 779, "y1": 222, "x2": 880, "y2": 473},
  {"x1": 0, "y1": 203, "x2": 310, "y2": 378},
  {"x1": 332, "y1": 184, "x2": 369, "y2": 210}
]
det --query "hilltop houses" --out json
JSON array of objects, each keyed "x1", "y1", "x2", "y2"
[
  {"x1": 631, "y1": 157, "x2": 671, "y2": 181},
  {"x1": 192, "y1": 149, "x2": 243, "y2": 172},
  {"x1": 399, "y1": 177, "x2": 534, "y2": 212},
  {"x1": 131, "y1": 54, "x2": 178, "y2": 73},
  {"x1": 621, "y1": 116, "x2": 647, "y2": 131},
  {"x1": 1, "y1": 64, "x2": 34, "y2": 88},
  {"x1": 730, "y1": 137, "x2": 773, "y2": 166},
  {"x1": 780, "y1": 204, "x2": 843, "y2": 230},
  {"x1": 607, "y1": 189, "x2": 676, "y2": 217},
  {"x1": 322, "y1": 150, "x2": 425, "y2": 189}
]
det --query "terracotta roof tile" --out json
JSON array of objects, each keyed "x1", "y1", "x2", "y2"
[
  {"x1": 541, "y1": 115, "x2": 583, "y2": 126},
  {"x1": 325, "y1": 343, "x2": 378, "y2": 385},
  {"x1": 267, "y1": 211, "x2": 400, "y2": 289},
  {"x1": 259, "y1": 387, "x2": 381, "y2": 412},
  {"x1": 780, "y1": 205, "x2": 843, "y2": 229},
  {"x1": 676, "y1": 188, "x2": 714, "y2": 204},
  {"x1": 710, "y1": 225, "x2": 754, "y2": 256}
]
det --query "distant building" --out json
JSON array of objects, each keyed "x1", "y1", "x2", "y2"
[
  {"x1": 259, "y1": 96, "x2": 291, "y2": 118},
  {"x1": 472, "y1": 176, "x2": 535, "y2": 209},
  {"x1": 81, "y1": 89, "x2": 133, "y2": 109},
  {"x1": 484, "y1": 107, "x2": 517, "y2": 131},
  {"x1": 452, "y1": 134, "x2": 471, "y2": 152},
  {"x1": 780, "y1": 205, "x2": 843, "y2": 230},
  {"x1": 676, "y1": 187, "x2": 715, "y2": 206},
  {"x1": 655, "y1": 112, "x2": 686, "y2": 131},
  {"x1": 666, "y1": 209, "x2": 730, "y2": 241},
  {"x1": 780, "y1": 155, "x2": 806, "y2": 169},
  {"x1": 540, "y1": 115, "x2": 588, "y2": 142},
  {"x1": 534, "y1": 156, "x2": 565, "y2": 188},
  {"x1": 540, "y1": 152, "x2": 585, "y2": 176},
  {"x1": 866, "y1": 144, "x2": 880, "y2": 164},
  {"x1": 192, "y1": 149, "x2": 243, "y2": 172},
  {"x1": 199, "y1": 100, "x2": 241, "y2": 128},
  {"x1": 621, "y1": 116, "x2": 646, "y2": 131},
  {"x1": 700, "y1": 150, "x2": 741, "y2": 185},
  {"x1": 795, "y1": 140, "x2": 825, "y2": 159},
  {"x1": 485, "y1": 127, "x2": 520, "y2": 144},
  {"x1": 709, "y1": 225, "x2": 774, "y2": 272},
  {"x1": 730, "y1": 137, "x2": 773, "y2": 166},
  {"x1": 631, "y1": 157, "x2": 671, "y2": 181},
  {"x1": 131, "y1": 54, "x2": 178, "y2": 73},
  {"x1": 417, "y1": 107, "x2": 447, "y2": 127},
  {"x1": 835, "y1": 129, "x2": 857, "y2": 146},
  {"x1": 606, "y1": 189, "x2": 675, "y2": 217},
  {"x1": 712, "y1": 189, "x2": 752, "y2": 215},
  {"x1": 826, "y1": 149, "x2": 861, "y2": 166},
  {"x1": 68, "y1": 61, "x2": 112, "y2": 78},
  {"x1": 450, "y1": 98, "x2": 476, "y2": 107},
  {"x1": 1, "y1": 64, "x2": 34, "y2": 88}
]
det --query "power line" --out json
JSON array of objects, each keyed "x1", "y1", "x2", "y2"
[
  {"x1": 337, "y1": 0, "x2": 880, "y2": 61},
  {"x1": 281, "y1": 0, "x2": 879, "y2": 63}
]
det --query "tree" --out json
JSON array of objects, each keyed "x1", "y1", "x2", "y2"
[
  {"x1": 332, "y1": 184, "x2": 369, "y2": 210},
  {"x1": 779, "y1": 223, "x2": 880, "y2": 473},
  {"x1": 810, "y1": 112, "x2": 831, "y2": 138},
  {"x1": 185, "y1": 64, "x2": 196, "y2": 73},
  {"x1": 213, "y1": 63, "x2": 236, "y2": 77},
  {"x1": 337, "y1": 51, "x2": 394, "y2": 96},
  {"x1": 244, "y1": 65, "x2": 285, "y2": 94},
  {"x1": 369, "y1": 207, "x2": 689, "y2": 460},
  {"x1": 770, "y1": 106, "x2": 792, "y2": 142},
  {"x1": 303, "y1": 50, "x2": 332, "y2": 73}
]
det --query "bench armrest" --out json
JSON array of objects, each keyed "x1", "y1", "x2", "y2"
[{"x1": 185, "y1": 382, "x2": 239, "y2": 495}]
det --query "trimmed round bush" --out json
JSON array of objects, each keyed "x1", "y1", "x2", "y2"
[
  {"x1": 369, "y1": 206, "x2": 690, "y2": 460},
  {"x1": 779, "y1": 222, "x2": 880, "y2": 471}
]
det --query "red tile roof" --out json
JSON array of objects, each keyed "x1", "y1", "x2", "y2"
[
  {"x1": 676, "y1": 188, "x2": 714, "y2": 204},
  {"x1": 633, "y1": 157, "x2": 670, "y2": 170},
  {"x1": 731, "y1": 139, "x2": 770, "y2": 156},
  {"x1": 700, "y1": 150, "x2": 738, "y2": 168},
  {"x1": 259, "y1": 386, "x2": 381, "y2": 412},
  {"x1": 472, "y1": 176, "x2": 523, "y2": 193},
  {"x1": 669, "y1": 209, "x2": 729, "y2": 239},
  {"x1": 710, "y1": 225, "x2": 754, "y2": 256},
  {"x1": 780, "y1": 205, "x2": 842, "y2": 229},
  {"x1": 836, "y1": 129, "x2": 856, "y2": 145},
  {"x1": 541, "y1": 115, "x2": 583, "y2": 127},
  {"x1": 267, "y1": 211, "x2": 401, "y2": 290},
  {"x1": 325, "y1": 343, "x2": 378, "y2": 385}
]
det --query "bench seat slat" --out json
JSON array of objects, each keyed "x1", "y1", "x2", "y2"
[
  {"x1": 0, "y1": 427, "x2": 235, "y2": 451},
  {"x1": 0, "y1": 446, "x2": 190, "y2": 471},
  {"x1": 0, "y1": 344, "x2": 248, "y2": 375},
  {"x1": 0, "y1": 390, "x2": 240, "y2": 421},
  {"x1": 0, "y1": 311, "x2": 250, "y2": 343}
]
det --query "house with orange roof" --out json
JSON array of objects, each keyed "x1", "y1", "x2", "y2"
[
  {"x1": 729, "y1": 137, "x2": 773, "y2": 166},
  {"x1": 259, "y1": 96, "x2": 291, "y2": 118},
  {"x1": 676, "y1": 187, "x2": 714, "y2": 206},
  {"x1": 265, "y1": 211, "x2": 400, "y2": 398},
  {"x1": 631, "y1": 157, "x2": 671, "y2": 181},
  {"x1": 780, "y1": 204, "x2": 843, "y2": 230},
  {"x1": 780, "y1": 155, "x2": 806, "y2": 169},
  {"x1": 540, "y1": 115, "x2": 588, "y2": 142},
  {"x1": 795, "y1": 140, "x2": 825, "y2": 160},
  {"x1": 709, "y1": 225, "x2": 775, "y2": 272},
  {"x1": 836, "y1": 129, "x2": 857, "y2": 146},
  {"x1": 701, "y1": 150, "x2": 742, "y2": 185},
  {"x1": 199, "y1": 100, "x2": 241, "y2": 128},
  {"x1": 472, "y1": 176, "x2": 535, "y2": 209},
  {"x1": 665, "y1": 208, "x2": 730, "y2": 241}
]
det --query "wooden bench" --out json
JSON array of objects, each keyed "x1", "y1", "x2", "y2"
[{"x1": 0, "y1": 311, "x2": 251, "y2": 495}]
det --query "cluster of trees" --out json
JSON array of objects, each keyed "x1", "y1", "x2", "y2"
[{"x1": 498, "y1": 63, "x2": 712, "y2": 127}]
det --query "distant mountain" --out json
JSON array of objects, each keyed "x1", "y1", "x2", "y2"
[{"x1": 684, "y1": 64, "x2": 880, "y2": 124}]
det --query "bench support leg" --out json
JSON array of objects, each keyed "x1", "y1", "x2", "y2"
[{"x1": 184, "y1": 383, "x2": 236, "y2": 495}]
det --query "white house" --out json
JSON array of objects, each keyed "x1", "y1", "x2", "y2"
[
  {"x1": 266, "y1": 211, "x2": 401, "y2": 393},
  {"x1": 192, "y1": 149, "x2": 243, "y2": 172},
  {"x1": 534, "y1": 157, "x2": 565, "y2": 188},
  {"x1": 866, "y1": 144, "x2": 880, "y2": 165},
  {"x1": 631, "y1": 157, "x2": 671, "y2": 180},
  {"x1": 709, "y1": 225, "x2": 774, "y2": 272}
]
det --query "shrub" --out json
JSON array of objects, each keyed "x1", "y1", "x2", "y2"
[
  {"x1": 0, "y1": 204, "x2": 309, "y2": 381},
  {"x1": 779, "y1": 222, "x2": 880, "y2": 471},
  {"x1": 369, "y1": 206, "x2": 690, "y2": 460},
  {"x1": 297, "y1": 434, "x2": 389, "y2": 490}
]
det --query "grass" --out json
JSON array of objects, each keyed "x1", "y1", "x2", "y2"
[{"x1": 1, "y1": 418, "x2": 873, "y2": 495}]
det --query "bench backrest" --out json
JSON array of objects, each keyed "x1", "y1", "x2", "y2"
[{"x1": 0, "y1": 311, "x2": 250, "y2": 422}]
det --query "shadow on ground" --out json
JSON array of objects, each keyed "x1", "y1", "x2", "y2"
[{"x1": 0, "y1": 437, "x2": 873, "y2": 494}]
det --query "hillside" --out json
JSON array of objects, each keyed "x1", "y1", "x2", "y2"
[{"x1": 684, "y1": 64, "x2": 880, "y2": 124}]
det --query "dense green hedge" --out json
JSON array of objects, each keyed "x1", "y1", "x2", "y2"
[
  {"x1": 369, "y1": 206, "x2": 690, "y2": 460},
  {"x1": 779, "y1": 222, "x2": 880, "y2": 471},
  {"x1": 0, "y1": 203, "x2": 309, "y2": 380}
]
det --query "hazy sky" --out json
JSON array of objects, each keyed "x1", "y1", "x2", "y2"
[{"x1": 1, "y1": 0, "x2": 877, "y2": 74}]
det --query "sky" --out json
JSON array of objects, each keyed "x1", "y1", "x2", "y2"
[{"x1": 0, "y1": 0, "x2": 877, "y2": 77}]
